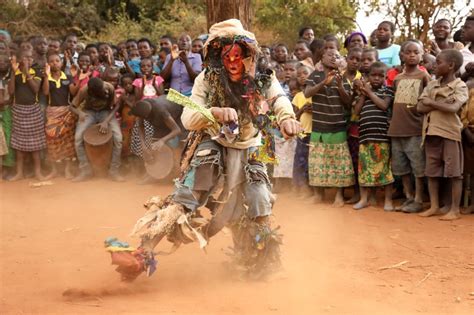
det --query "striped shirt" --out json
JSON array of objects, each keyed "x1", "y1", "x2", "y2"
[
  {"x1": 358, "y1": 86, "x2": 394, "y2": 143},
  {"x1": 306, "y1": 71, "x2": 351, "y2": 133}
]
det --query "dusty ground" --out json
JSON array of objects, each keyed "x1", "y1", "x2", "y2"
[{"x1": 0, "y1": 177, "x2": 473, "y2": 314}]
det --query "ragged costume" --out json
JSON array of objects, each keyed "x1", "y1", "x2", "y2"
[{"x1": 106, "y1": 19, "x2": 297, "y2": 281}]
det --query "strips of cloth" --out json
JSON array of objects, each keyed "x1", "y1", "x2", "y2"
[
  {"x1": 273, "y1": 136, "x2": 296, "y2": 178},
  {"x1": 45, "y1": 106, "x2": 76, "y2": 161},
  {"x1": 308, "y1": 132, "x2": 354, "y2": 187},
  {"x1": 358, "y1": 141, "x2": 394, "y2": 187},
  {"x1": 11, "y1": 103, "x2": 46, "y2": 152}
]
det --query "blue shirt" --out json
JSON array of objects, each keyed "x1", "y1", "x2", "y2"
[
  {"x1": 164, "y1": 52, "x2": 202, "y2": 94},
  {"x1": 377, "y1": 44, "x2": 401, "y2": 68}
]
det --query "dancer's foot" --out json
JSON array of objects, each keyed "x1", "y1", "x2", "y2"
[{"x1": 461, "y1": 205, "x2": 474, "y2": 215}]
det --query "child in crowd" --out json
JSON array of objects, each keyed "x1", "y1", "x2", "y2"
[
  {"x1": 272, "y1": 43, "x2": 289, "y2": 82},
  {"x1": 418, "y1": 49, "x2": 469, "y2": 220},
  {"x1": 293, "y1": 40, "x2": 314, "y2": 69},
  {"x1": 48, "y1": 39, "x2": 61, "y2": 56},
  {"x1": 390, "y1": 41, "x2": 431, "y2": 213},
  {"x1": 281, "y1": 60, "x2": 298, "y2": 98},
  {"x1": 118, "y1": 74, "x2": 136, "y2": 158},
  {"x1": 133, "y1": 57, "x2": 164, "y2": 100},
  {"x1": 375, "y1": 21, "x2": 401, "y2": 68},
  {"x1": 310, "y1": 39, "x2": 325, "y2": 71},
  {"x1": 421, "y1": 53, "x2": 437, "y2": 78},
  {"x1": 0, "y1": 53, "x2": 14, "y2": 175},
  {"x1": 70, "y1": 52, "x2": 100, "y2": 96},
  {"x1": 0, "y1": 54, "x2": 9, "y2": 180},
  {"x1": 344, "y1": 47, "x2": 363, "y2": 203},
  {"x1": 353, "y1": 62, "x2": 394, "y2": 210},
  {"x1": 359, "y1": 48, "x2": 378, "y2": 78},
  {"x1": 461, "y1": 81, "x2": 474, "y2": 215},
  {"x1": 305, "y1": 49, "x2": 354, "y2": 207},
  {"x1": 131, "y1": 57, "x2": 164, "y2": 182},
  {"x1": 273, "y1": 61, "x2": 298, "y2": 189},
  {"x1": 42, "y1": 53, "x2": 76, "y2": 179},
  {"x1": 85, "y1": 44, "x2": 100, "y2": 69},
  {"x1": 292, "y1": 65, "x2": 313, "y2": 197},
  {"x1": 8, "y1": 50, "x2": 49, "y2": 181}
]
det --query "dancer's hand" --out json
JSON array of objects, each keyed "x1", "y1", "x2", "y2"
[
  {"x1": 280, "y1": 118, "x2": 302, "y2": 139},
  {"x1": 211, "y1": 107, "x2": 238, "y2": 124}
]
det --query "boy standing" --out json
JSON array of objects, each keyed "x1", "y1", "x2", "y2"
[
  {"x1": 418, "y1": 49, "x2": 469, "y2": 220},
  {"x1": 390, "y1": 41, "x2": 431, "y2": 213}
]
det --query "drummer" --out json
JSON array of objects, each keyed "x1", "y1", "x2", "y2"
[
  {"x1": 131, "y1": 95, "x2": 184, "y2": 183},
  {"x1": 70, "y1": 77, "x2": 124, "y2": 182}
]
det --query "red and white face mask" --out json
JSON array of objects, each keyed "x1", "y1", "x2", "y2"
[{"x1": 221, "y1": 44, "x2": 244, "y2": 82}]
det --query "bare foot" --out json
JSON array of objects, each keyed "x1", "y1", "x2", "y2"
[
  {"x1": 439, "y1": 210, "x2": 461, "y2": 221},
  {"x1": 439, "y1": 205, "x2": 451, "y2": 214},
  {"x1": 333, "y1": 196, "x2": 345, "y2": 208},
  {"x1": 369, "y1": 194, "x2": 377, "y2": 206},
  {"x1": 353, "y1": 200, "x2": 368, "y2": 210},
  {"x1": 384, "y1": 200, "x2": 394, "y2": 212},
  {"x1": 461, "y1": 205, "x2": 474, "y2": 215},
  {"x1": 418, "y1": 207, "x2": 441, "y2": 217},
  {"x1": 313, "y1": 192, "x2": 323, "y2": 204},
  {"x1": 345, "y1": 194, "x2": 360, "y2": 204},
  {"x1": 9, "y1": 173, "x2": 24, "y2": 181}
]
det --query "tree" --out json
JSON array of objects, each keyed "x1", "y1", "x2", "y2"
[
  {"x1": 255, "y1": 0, "x2": 357, "y2": 45},
  {"x1": 365, "y1": 0, "x2": 474, "y2": 43},
  {"x1": 206, "y1": 0, "x2": 252, "y2": 30}
]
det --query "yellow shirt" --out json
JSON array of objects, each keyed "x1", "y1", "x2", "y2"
[{"x1": 292, "y1": 91, "x2": 312, "y2": 133}]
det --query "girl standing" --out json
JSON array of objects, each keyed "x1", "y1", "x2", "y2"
[
  {"x1": 8, "y1": 50, "x2": 49, "y2": 181},
  {"x1": 42, "y1": 54, "x2": 76, "y2": 179}
]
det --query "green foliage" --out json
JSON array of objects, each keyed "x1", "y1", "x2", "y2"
[
  {"x1": 1, "y1": 0, "x2": 207, "y2": 44},
  {"x1": 366, "y1": 0, "x2": 473, "y2": 43},
  {"x1": 255, "y1": 0, "x2": 358, "y2": 46}
]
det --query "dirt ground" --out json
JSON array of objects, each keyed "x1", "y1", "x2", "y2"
[{"x1": 0, "y1": 177, "x2": 473, "y2": 315}]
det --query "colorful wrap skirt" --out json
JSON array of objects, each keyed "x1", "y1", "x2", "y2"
[
  {"x1": 11, "y1": 103, "x2": 47, "y2": 152},
  {"x1": 358, "y1": 141, "x2": 394, "y2": 187},
  {"x1": 45, "y1": 106, "x2": 76, "y2": 161},
  {"x1": 0, "y1": 106, "x2": 15, "y2": 166},
  {"x1": 308, "y1": 131, "x2": 354, "y2": 187}
]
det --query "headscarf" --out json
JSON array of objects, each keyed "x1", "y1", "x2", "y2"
[{"x1": 344, "y1": 32, "x2": 368, "y2": 49}]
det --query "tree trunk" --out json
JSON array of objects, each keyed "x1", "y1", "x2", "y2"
[{"x1": 206, "y1": 0, "x2": 252, "y2": 30}]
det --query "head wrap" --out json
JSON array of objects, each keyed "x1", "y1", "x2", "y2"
[{"x1": 344, "y1": 32, "x2": 368, "y2": 48}]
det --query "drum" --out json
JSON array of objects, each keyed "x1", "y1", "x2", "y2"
[
  {"x1": 83, "y1": 124, "x2": 113, "y2": 176},
  {"x1": 144, "y1": 144, "x2": 174, "y2": 179}
]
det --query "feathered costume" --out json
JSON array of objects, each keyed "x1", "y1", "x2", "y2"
[{"x1": 107, "y1": 19, "x2": 296, "y2": 281}]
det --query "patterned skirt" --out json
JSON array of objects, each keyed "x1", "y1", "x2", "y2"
[
  {"x1": 130, "y1": 119, "x2": 155, "y2": 158},
  {"x1": 45, "y1": 106, "x2": 76, "y2": 161},
  {"x1": 11, "y1": 103, "x2": 47, "y2": 152},
  {"x1": 358, "y1": 141, "x2": 394, "y2": 187},
  {"x1": 308, "y1": 136, "x2": 354, "y2": 187}
]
